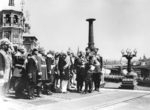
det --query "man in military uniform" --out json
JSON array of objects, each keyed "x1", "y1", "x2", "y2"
[
  {"x1": 45, "y1": 50, "x2": 55, "y2": 94},
  {"x1": 10, "y1": 46, "x2": 26, "y2": 97},
  {"x1": 93, "y1": 48, "x2": 103, "y2": 92},
  {"x1": 38, "y1": 47, "x2": 50, "y2": 95},
  {"x1": 75, "y1": 51, "x2": 86, "y2": 93},
  {"x1": 26, "y1": 48, "x2": 42, "y2": 99}
]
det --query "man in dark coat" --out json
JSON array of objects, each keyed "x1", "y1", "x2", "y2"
[
  {"x1": 75, "y1": 51, "x2": 86, "y2": 93},
  {"x1": 45, "y1": 51, "x2": 55, "y2": 94},
  {"x1": 13, "y1": 47, "x2": 26, "y2": 97},
  {"x1": 58, "y1": 52, "x2": 65, "y2": 89},
  {"x1": 26, "y1": 48, "x2": 42, "y2": 99},
  {"x1": 58, "y1": 52, "x2": 70, "y2": 93}
]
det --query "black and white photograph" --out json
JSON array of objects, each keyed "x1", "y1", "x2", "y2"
[{"x1": 0, "y1": 0, "x2": 150, "y2": 110}]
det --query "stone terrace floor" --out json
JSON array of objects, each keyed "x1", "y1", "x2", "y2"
[{"x1": 1, "y1": 82, "x2": 150, "y2": 110}]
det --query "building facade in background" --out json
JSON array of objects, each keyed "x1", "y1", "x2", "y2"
[
  {"x1": 0, "y1": 0, "x2": 39, "y2": 52},
  {"x1": 0, "y1": 0, "x2": 24, "y2": 46}
]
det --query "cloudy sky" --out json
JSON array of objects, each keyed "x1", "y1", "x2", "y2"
[{"x1": 0, "y1": 0, "x2": 150, "y2": 60}]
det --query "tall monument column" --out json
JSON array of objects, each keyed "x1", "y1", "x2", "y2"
[{"x1": 86, "y1": 18, "x2": 96, "y2": 51}]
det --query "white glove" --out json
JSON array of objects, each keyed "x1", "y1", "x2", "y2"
[
  {"x1": 48, "y1": 71, "x2": 51, "y2": 74},
  {"x1": 38, "y1": 72, "x2": 42, "y2": 76},
  {"x1": 90, "y1": 65, "x2": 95, "y2": 70},
  {"x1": 0, "y1": 79, "x2": 5, "y2": 85}
]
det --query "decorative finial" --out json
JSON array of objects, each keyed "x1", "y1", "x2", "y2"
[
  {"x1": 20, "y1": 0, "x2": 25, "y2": 11},
  {"x1": 9, "y1": 0, "x2": 15, "y2": 6},
  {"x1": 25, "y1": 10, "x2": 30, "y2": 21}
]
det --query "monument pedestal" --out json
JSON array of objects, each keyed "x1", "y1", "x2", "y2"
[{"x1": 120, "y1": 73, "x2": 138, "y2": 90}]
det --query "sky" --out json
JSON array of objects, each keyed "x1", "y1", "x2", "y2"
[{"x1": 0, "y1": 0, "x2": 150, "y2": 60}]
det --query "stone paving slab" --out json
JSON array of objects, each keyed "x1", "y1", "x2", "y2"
[
  {"x1": 50, "y1": 90, "x2": 110, "y2": 100},
  {"x1": 27, "y1": 90, "x2": 150, "y2": 110},
  {"x1": 99, "y1": 94, "x2": 150, "y2": 110},
  {"x1": 3, "y1": 82, "x2": 150, "y2": 110},
  {"x1": 2, "y1": 89, "x2": 150, "y2": 110},
  {"x1": 28, "y1": 99, "x2": 57, "y2": 105},
  {"x1": 2, "y1": 89, "x2": 113, "y2": 110}
]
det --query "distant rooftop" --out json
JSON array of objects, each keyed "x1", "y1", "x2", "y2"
[
  {"x1": 2, "y1": 6, "x2": 22, "y2": 12},
  {"x1": 23, "y1": 33, "x2": 37, "y2": 40}
]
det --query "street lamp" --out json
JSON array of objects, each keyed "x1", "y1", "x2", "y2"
[
  {"x1": 120, "y1": 49, "x2": 138, "y2": 89},
  {"x1": 121, "y1": 49, "x2": 137, "y2": 73}
]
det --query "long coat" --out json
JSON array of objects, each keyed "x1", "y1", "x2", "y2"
[
  {"x1": 58, "y1": 55, "x2": 65, "y2": 73},
  {"x1": 38, "y1": 54, "x2": 48, "y2": 81},
  {"x1": 58, "y1": 54, "x2": 70, "y2": 80},
  {"x1": 26, "y1": 55, "x2": 41, "y2": 83}
]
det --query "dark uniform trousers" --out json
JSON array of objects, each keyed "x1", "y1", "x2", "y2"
[
  {"x1": 77, "y1": 73, "x2": 84, "y2": 91},
  {"x1": 27, "y1": 81, "x2": 35, "y2": 97},
  {"x1": 27, "y1": 72, "x2": 37, "y2": 97},
  {"x1": 43, "y1": 74, "x2": 54, "y2": 94},
  {"x1": 84, "y1": 77, "x2": 93, "y2": 93},
  {"x1": 93, "y1": 73, "x2": 101, "y2": 90},
  {"x1": 76, "y1": 67, "x2": 85, "y2": 91},
  {"x1": 84, "y1": 71, "x2": 93, "y2": 93}
]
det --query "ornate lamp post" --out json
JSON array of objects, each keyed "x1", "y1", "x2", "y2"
[
  {"x1": 120, "y1": 49, "x2": 138, "y2": 89},
  {"x1": 121, "y1": 49, "x2": 137, "y2": 74}
]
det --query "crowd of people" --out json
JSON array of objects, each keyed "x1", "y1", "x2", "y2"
[{"x1": 0, "y1": 38, "x2": 103, "y2": 100}]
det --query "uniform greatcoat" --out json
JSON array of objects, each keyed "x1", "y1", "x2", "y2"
[{"x1": 26, "y1": 55, "x2": 41, "y2": 83}]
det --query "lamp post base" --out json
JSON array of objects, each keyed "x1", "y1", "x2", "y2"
[{"x1": 120, "y1": 72, "x2": 138, "y2": 90}]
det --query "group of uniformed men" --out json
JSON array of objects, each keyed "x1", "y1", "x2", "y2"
[{"x1": 0, "y1": 38, "x2": 103, "y2": 100}]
